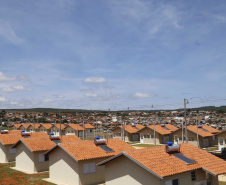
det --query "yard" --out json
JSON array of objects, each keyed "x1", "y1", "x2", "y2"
[{"x1": 0, "y1": 162, "x2": 54, "y2": 185}]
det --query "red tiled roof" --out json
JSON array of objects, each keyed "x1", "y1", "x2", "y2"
[
  {"x1": 66, "y1": 124, "x2": 84, "y2": 131},
  {"x1": 53, "y1": 124, "x2": 67, "y2": 130},
  {"x1": 117, "y1": 125, "x2": 145, "y2": 133},
  {"x1": 84, "y1": 124, "x2": 95, "y2": 129},
  {"x1": 29, "y1": 132, "x2": 49, "y2": 138},
  {"x1": 20, "y1": 137, "x2": 56, "y2": 152},
  {"x1": 146, "y1": 124, "x2": 178, "y2": 135},
  {"x1": 0, "y1": 134, "x2": 22, "y2": 145},
  {"x1": 100, "y1": 143, "x2": 226, "y2": 178},
  {"x1": 187, "y1": 125, "x2": 219, "y2": 137},
  {"x1": 58, "y1": 138, "x2": 135, "y2": 161},
  {"x1": 39, "y1": 123, "x2": 53, "y2": 129},
  {"x1": 60, "y1": 135, "x2": 82, "y2": 143}
]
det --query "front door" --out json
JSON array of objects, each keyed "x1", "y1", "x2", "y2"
[
  {"x1": 203, "y1": 138, "x2": 209, "y2": 148},
  {"x1": 163, "y1": 136, "x2": 169, "y2": 144},
  {"x1": 219, "y1": 138, "x2": 224, "y2": 151},
  {"x1": 174, "y1": 135, "x2": 178, "y2": 144},
  {"x1": 140, "y1": 133, "x2": 144, "y2": 143}
]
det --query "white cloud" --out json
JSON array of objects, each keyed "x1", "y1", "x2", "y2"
[
  {"x1": 84, "y1": 77, "x2": 106, "y2": 83},
  {"x1": 42, "y1": 99, "x2": 53, "y2": 103},
  {"x1": 10, "y1": 101, "x2": 18, "y2": 105},
  {"x1": 85, "y1": 93, "x2": 97, "y2": 97},
  {"x1": 134, "y1": 93, "x2": 155, "y2": 98},
  {"x1": 0, "y1": 97, "x2": 7, "y2": 102},
  {"x1": 1, "y1": 85, "x2": 32, "y2": 92},
  {"x1": 0, "y1": 20, "x2": 24, "y2": 44},
  {"x1": 0, "y1": 72, "x2": 16, "y2": 81}
]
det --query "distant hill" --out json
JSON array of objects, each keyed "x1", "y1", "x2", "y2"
[{"x1": 1, "y1": 106, "x2": 226, "y2": 113}]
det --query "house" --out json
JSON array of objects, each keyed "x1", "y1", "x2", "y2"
[
  {"x1": 18, "y1": 123, "x2": 31, "y2": 131},
  {"x1": 139, "y1": 123, "x2": 178, "y2": 144},
  {"x1": 27, "y1": 123, "x2": 40, "y2": 132},
  {"x1": 98, "y1": 143, "x2": 226, "y2": 185},
  {"x1": 216, "y1": 130, "x2": 226, "y2": 151},
  {"x1": 112, "y1": 124, "x2": 145, "y2": 142},
  {"x1": 11, "y1": 123, "x2": 22, "y2": 130},
  {"x1": 11, "y1": 134, "x2": 82, "y2": 174},
  {"x1": 38, "y1": 123, "x2": 53, "y2": 135},
  {"x1": 51, "y1": 124, "x2": 67, "y2": 136},
  {"x1": 173, "y1": 124, "x2": 220, "y2": 148},
  {"x1": 0, "y1": 134, "x2": 22, "y2": 163},
  {"x1": 64, "y1": 123, "x2": 95, "y2": 138},
  {"x1": 44, "y1": 138, "x2": 135, "y2": 185},
  {"x1": 12, "y1": 137, "x2": 56, "y2": 173}
]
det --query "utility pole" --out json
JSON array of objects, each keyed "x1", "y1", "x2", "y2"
[
  {"x1": 59, "y1": 109, "x2": 61, "y2": 137},
  {"x1": 184, "y1": 98, "x2": 189, "y2": 143},
  {"x1": 196, "y1": 116, "x2": 199, "y2": 148}
]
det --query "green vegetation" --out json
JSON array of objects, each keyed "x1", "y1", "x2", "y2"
[
  {"x1": 220, "y1": 181, "x2": 226, "y2": 185},
  {"x1": 0, "y1": 162, "x2": 54, "y2": 185}
]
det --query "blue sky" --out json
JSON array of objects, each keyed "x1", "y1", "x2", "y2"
[{"x1": 0, "y1": 0, "x2": 226, "y2": 110}]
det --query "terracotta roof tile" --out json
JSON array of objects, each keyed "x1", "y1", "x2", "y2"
[
  {"x1": 66, "y1": 124, "x2": 84, "y2": 131},
  {"x1": 0, "y1": 134, "x2": 22, "y2": 145},
  {"x1": 146, "y1": 124, "x2": 178, "y2": 135},
  {"x1": 187, "y1": 125, "x2": 219, "y2": 137},
  {"x1": 60, "y1": 135, "x2": 82, "y2": 143},
  {"x1": 84, "y1": 124, "x2": 95, "y2": 129},
  {"x1": 53, "y1": 124, "x2": 67, "y2": 130},
  {"x1": 122, "y1": 143, "x2": 226, "y2": 178},
  {"x1": 39, "y1": 123, "x2": 53, "y2": 129},
  {"x1": 29, "y1": 132, "x2": 49, "y2": 138},
  {"x1": 118, "y1": 125, "x2": 145, "y2": 133},
  {"x1": 20, "y1": 137, "x2": 56, "y2": 152},
  {"x1": 59, "y1": 138, "x2": 135, "y2": 161},
  {"x1": 19, "y1": 124, "x2": 31, "y2": 129}
]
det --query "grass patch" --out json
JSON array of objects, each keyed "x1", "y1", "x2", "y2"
[
  {"x1": 0, "y1": 162, "x2": 55, "y2": 185},
  {"x1": 208, "y1": 146, "x2": 219, "y2": 151},
  {"x1": 220, "y1": 181, "x2": 226, "y2": 185}
]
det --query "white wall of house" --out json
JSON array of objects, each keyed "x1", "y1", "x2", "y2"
[
  {"x1": 105, "y1": 155, "x2": 160, "y2": 185},
  {"x1": 139, "y1": 128, "x2": 161, "y2": 145},
  {"x1": 78, "y1": 158, "x2": 107, "y2": 185},
  {"x1": 34, "y1": 151, "x2": 49, "y2": 172},
  {"x1": 64, "y1": 127, "x2": 76, "y2": 135},
  {"x1": 0, "y1": 143, "x2": 6, "y2": 162},
  {"x1": 49, "y1": 147, "x2": 79, "y2": 185},
  {"x1": 104, "y1": 155, "x2": 219, "y2": 185},
  {"x1": 16, "y1": 143, "x2": 34, "y2": 173},
  {"x1": 218, "y1": 131, "x2": 226, "y2": 151}
]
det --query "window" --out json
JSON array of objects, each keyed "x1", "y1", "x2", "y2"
[
  {"x1": 191, "y1": 171, "x2": 196, "y2": 181},
  {"x1": 144, "y1": 135, "x2": 150, "y2": 138},
  {"x1": 188, "y1": 137, "x2": 195, "y2": 141},
  {"x1": 165, "y1": 179, "x2": 178, "y2": 185},
  {"x1": 9, "y1": 148, "x2": 16, "y2": 154},
  {"x1": 172, "y1": 179, "x2": 178, "y2": 185},
  {"x1": 174, "y1": 135, "x2": 178, "y2": 142},
  {"x1": 151, "y1": 134, "x2": 154, "y2": 138},
  {"x1": 83, "y1": 163, "x2": 96, "y2": 174},
  {"x1": 38, "y1": 154, "x2": 45, "y2": 163}
]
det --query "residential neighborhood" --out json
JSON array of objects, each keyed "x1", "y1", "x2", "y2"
[{"x1": 1, "y1": 109, "x2": 226, "y2": 184}]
